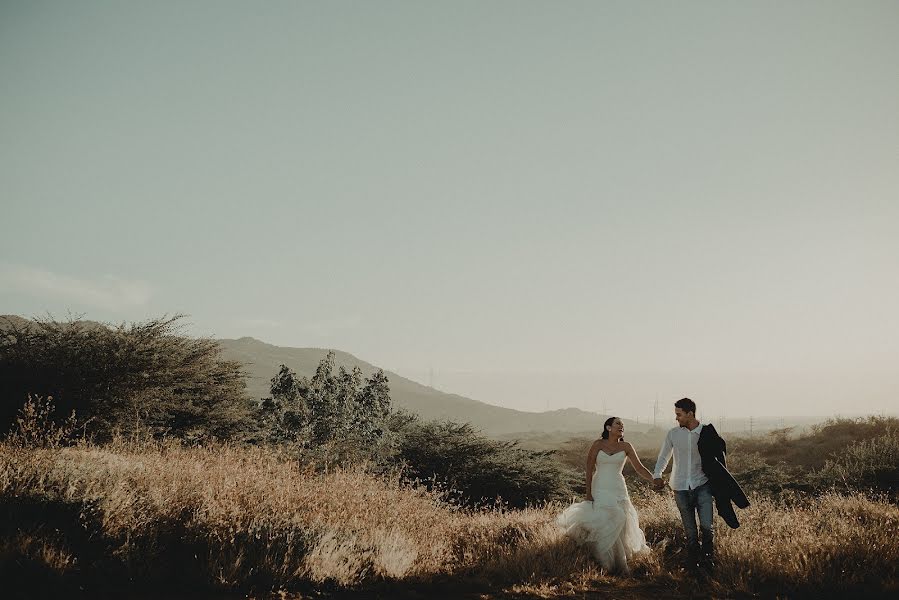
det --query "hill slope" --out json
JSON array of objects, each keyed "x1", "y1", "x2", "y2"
[
  {"x1": 0, "y1": 315, "x2": 641, "y2": 437},
  {"x1": 218, "y1": 336, "x2": 642, "y2": 436}
]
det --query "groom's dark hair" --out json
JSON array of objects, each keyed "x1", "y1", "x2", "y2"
[{"x1": 674, "y1": 397, "x2": 696, "y2": 415}]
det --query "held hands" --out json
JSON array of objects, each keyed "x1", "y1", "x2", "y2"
[{"x1": 652, "y1": 477, "x2": 666, "y2": 491}]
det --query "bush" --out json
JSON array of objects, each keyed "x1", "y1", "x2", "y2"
[
  {"x1": 389, "y1": 413, "x2": 578, "y2": 508},
  {"x1": 813, "y1": 431, "x2": 899, "y2": 496},
  {"x1": 725, "y1": 451, "x2": 808, "y2": 496},
  {"x1": 726, "y1": 416, "x2": 899, "y2": 498}
]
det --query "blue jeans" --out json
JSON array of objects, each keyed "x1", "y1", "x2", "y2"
[{"x1": 673, "y1": 482, "x2": 714, "y2": 556}]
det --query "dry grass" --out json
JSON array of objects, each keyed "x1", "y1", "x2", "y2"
[
  {"x1": 730, "y1": 416, "x2": 899, "y2": 471},
  {"x1": 1, "y1": 439, "x2": 455, "y2": 588},
  {"x1": 2, "y1": 438, "x2": 898, "y2": 598}
]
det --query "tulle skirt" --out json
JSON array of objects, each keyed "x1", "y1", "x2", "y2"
[{"x1": 557, "y1": 494, "x2": 649, "y2": 573}]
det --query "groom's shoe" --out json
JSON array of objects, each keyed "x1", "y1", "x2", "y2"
[
  {"x1": 699, "y1": 540, "x2": 716, "y2": 573},
  {"x1": 684, "y1": 544, "x2": 701, "y2": 571}
]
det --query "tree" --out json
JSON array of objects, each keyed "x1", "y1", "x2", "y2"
[
  {"x1": 357, "y1": 369, "x2": 391, "y2": 444},
  {"x1": 0, "y1": 315, "x2": 253, "y2": 442},
  {"x1": 258, "y1": 364, "x2": 310, "y2": 445},
  {"x1": 256, "y1": 352, "x2": 394, "y2": 461}
]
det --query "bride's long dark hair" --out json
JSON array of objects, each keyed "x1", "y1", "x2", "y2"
[{"x1": 601, "y1": 416, "x2": 618, "y2": 440}]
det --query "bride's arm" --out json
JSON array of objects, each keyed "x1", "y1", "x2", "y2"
[
  {"x1": 624, "y1": 442, "x2": 655, "y2": 482},
  {"x1": 585, "y1": 441, "x2": 600, "y2": 501}
]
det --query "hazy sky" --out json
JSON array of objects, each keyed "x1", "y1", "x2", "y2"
[{"x1": 2, "y1": 1, "x2": 897, "y2": 419}]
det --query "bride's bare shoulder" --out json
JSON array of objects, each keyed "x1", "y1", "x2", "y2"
[{"x1": 587, "y1": 439, "x2": 605, "y2": 454}]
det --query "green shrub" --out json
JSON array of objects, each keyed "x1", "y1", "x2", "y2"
[
  {"x1": 389, "y1": 413, "x2": 577, "y2": 508},
  {"x1": 725, "y1": 416, "x2": 899, "y2": 497},
  {"x1": 813, "y1": 431, "x2": 899, "y2": 496},
  {"x1": 725, "y1": 451, "x2": 808, "y2": 496}
]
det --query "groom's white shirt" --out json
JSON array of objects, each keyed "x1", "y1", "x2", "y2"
[{"x1": 653, "y1": 424, "x2": 708, "y2": 491}]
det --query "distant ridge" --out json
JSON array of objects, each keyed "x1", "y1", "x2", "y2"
[
  {"x1": 217, "y1": 336, "x2": 646, "y2": 436},
  {"x1": 0, "y1": 315, "x2": 643, "y2": 436}
]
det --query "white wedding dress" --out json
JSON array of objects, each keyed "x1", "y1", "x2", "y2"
[{"x1": 556, "y1": 450, "x2": 649, "y2": 573}]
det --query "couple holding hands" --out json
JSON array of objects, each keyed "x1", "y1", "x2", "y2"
[{"x1": 557, "y1": 398, "x2": 749, "y2": 573}]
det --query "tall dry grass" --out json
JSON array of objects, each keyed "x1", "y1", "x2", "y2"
[
  {"x1": 635, "y1": 489, "x2": 899, "y2": 597},
  {"x1": 2, "y1": 438, "x2": 451, "y2": 588},
  {"x1": 3, "y1": 438, "x2": 898, "y2": 598}
]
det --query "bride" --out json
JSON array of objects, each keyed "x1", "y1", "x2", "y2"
[{"x1": 557, "y1": 417, "x2": 655, "y2": 573}]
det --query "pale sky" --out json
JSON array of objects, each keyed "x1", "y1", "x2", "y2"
[{"x1": 2, "y1": 1, "x2": 897, "y2": 419}]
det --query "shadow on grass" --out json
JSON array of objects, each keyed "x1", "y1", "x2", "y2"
[{"x1": 2, "y1": 499, "x2": 897, "y2": 600}]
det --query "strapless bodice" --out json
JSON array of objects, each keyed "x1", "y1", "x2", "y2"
[{"x1": 592, "y1": 451, "x2": 628, "y2": 502}]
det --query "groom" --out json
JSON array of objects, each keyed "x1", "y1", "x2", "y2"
[{"x1": 652, "y1": 397, "x2": 744, "y2": 569}]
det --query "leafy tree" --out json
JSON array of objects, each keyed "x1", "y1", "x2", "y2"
[
  {"x1": 307, "y1": 355, "x2": 360, "y2": 445},
  {"x1": 257, "y1": 352, "x2": 394, "y2": 461},
  {"x1": 258, "y1": 364, "x2": 310, "y2": 445},
  {"x1": 356, "y1": 369, "x2": 391, "y2": 444}
]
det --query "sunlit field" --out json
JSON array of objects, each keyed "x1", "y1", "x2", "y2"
[
  {"x1": 3, "y1": 426, "x2": 898, "y2": 599},
  {"x1": 4, "y1": 1, "x2": 898, "y2": 597}
]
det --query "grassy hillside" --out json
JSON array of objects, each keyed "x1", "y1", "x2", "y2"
[
  {"x1": 2, "y1": 436, "x2": 897, "y2": 599},
  {"x1": 727, "y1": 416, "x2": 898, "y2": 469}
]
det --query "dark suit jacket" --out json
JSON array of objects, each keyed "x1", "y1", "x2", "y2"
[{"x1": 698, "y1": 423, "x2": 749, "y2": 528}]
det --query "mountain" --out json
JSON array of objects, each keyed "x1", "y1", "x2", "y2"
[
  {"x1": 217, "y1": 336, "x2": 646, "y2": 436},
  {"x1": 0, "y1": 315, "x2": 642, "y2": 437}
]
